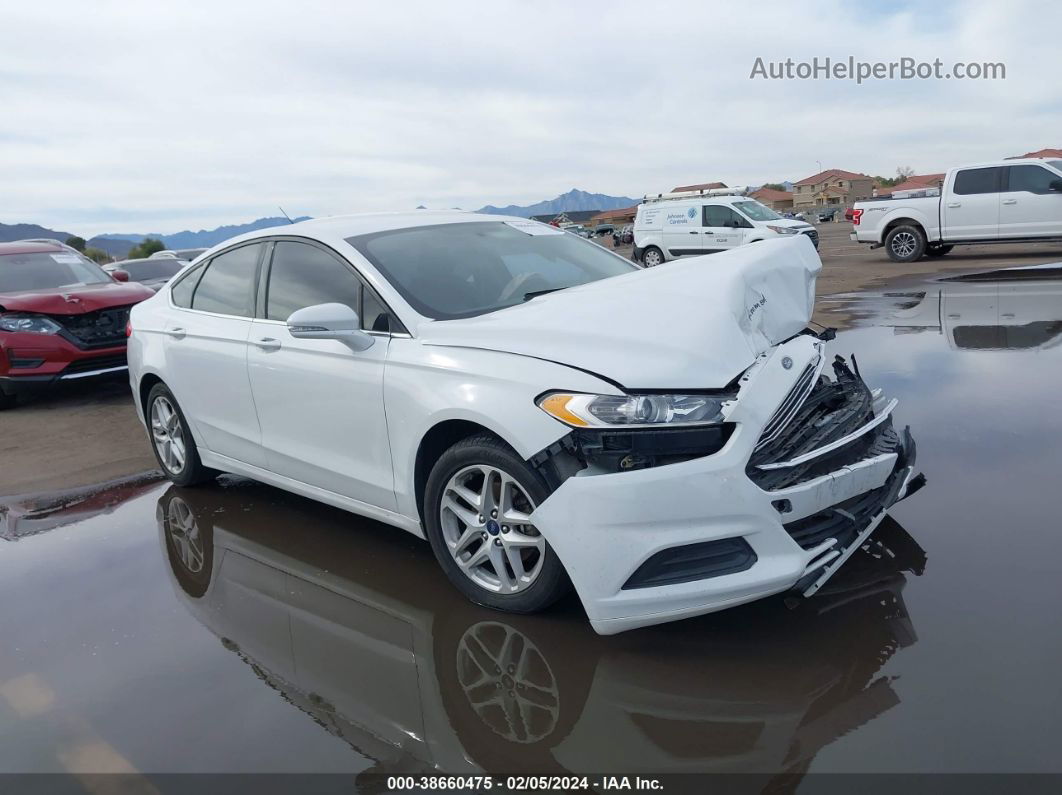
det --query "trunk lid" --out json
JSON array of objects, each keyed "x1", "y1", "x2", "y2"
[{"x1": 419, "y1": 236, "x2": 821, "y2": 389}]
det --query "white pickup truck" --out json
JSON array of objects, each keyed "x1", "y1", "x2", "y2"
[{"x1": 851, "y1": 159, "x2": 1062, "y2": 262}]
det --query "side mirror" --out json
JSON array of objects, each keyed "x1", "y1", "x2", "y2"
[
  {"x1": 286, "y1": 303, "x2": 374, "y2": 352},
  {"x1": 111, "y1": 269, "x2": 130, "y2": 282},
  {"x1": 1050, "y1": 179, "x2": 1062, "y2": 192}
]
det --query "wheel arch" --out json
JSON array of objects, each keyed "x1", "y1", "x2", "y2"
[
  {"x1": 414, "y1": 419, "x2": 502, "y2": 525},
  {"x1": 880, "y1": 216, "x2": 927, "y2": 244}
]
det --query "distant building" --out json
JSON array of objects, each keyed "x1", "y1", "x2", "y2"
[
  {"x1": 874, "y1": 173, "x2": 945, "y2": 197},
  {"x1": 792, "y1": 169, "x2": 875, "y2": 210},
  {"x1": 670, "y1": 181, "x2": 728, "y2": 193},
  {"x1": 1008, "y1": 148, "x2": 1062, "y2": 159},
  {"x1": 749, "y1": 187, "x2": 794, "y2": 211},
  {"x1": 589, "y1": 206, "x2": 638, "y2": 226},
  {"x1": 529, "y1": 210, "x2": 601, "y2": 225}
]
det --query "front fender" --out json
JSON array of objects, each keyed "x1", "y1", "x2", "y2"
[{"x1": 383, "y1": 340, "x2": 621, "y2": 522}]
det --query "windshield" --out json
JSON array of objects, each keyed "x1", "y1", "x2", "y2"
[
  {"x1": 0, "y1": 251, "x2": 111, "y2": 292},
  {"x1": 115, "y1": 259, "x2": 183, "y2": 281},
  {"x1": 348, "y1": 221, "x2": 638, "y2": 320},
  {"x1": 733, "y1": 200, "x2": 783, "y2": 222}
]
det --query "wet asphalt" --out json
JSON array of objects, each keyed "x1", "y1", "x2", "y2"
[{"x1": 2, "y1": 266, "x2": 1061, "y2": 779}]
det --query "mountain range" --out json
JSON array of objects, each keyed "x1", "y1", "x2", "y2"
[
  {"x1": 1, "y1": 189, "x2": 637, "y2": 259},
  {"x1": 475, "y1": 188, "x2": 637, "y2": 218}
]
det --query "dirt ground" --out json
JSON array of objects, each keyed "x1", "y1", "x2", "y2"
[{"x1": 4, "y1": 223, "x2": 1060, "y2": 498}]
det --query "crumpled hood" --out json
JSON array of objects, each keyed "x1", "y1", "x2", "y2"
[
  {"x1": 419, "y1": 235, "x2": 821, "y2": 389},
  {"x1": 0, "y1": 281, "x2": 155, "y2": 315}
]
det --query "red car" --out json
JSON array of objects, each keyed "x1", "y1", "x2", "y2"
[{"x1": 0, "y1": 241, "x2": 155, "y2": 408}]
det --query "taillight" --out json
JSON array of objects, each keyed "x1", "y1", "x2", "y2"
[
  {"x1": 125, "y1": 320, "x2": 133, "y2": 338},
  {"x1": 852, "y1": 209, "x2": 864, "y2": 226}
]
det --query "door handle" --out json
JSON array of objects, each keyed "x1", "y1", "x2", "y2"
[
  {"x1": 689, "y1": 230, "x2": 700, "y2": 235},
  {"x1": 704, "y1": 230, "x2": 714, "y2": 235},
  {"x1": 166, "y1": 327, "x2": 186, "y2": 340},
  {"x1": 947, "y1": 202, "x2": 961, "y2": 208},
  {"x1": 1002, "y1": 199, "x2": 1017, "y2": 205},
  {"x1": 254, "y1": 337, "x2": 281, "y2": 351}
]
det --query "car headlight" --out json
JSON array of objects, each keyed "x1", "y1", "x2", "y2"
[
  {"x1": 537, "y1": 392, "x2": 728, "y2": 428},
  {"x1": 766, "y1": 225, "x2": 799, "y2": 235},
  {"x1": 0, "y1": 313, "x2": 62, "y2": 334}
]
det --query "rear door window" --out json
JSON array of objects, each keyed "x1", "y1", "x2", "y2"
[
  {"x1": 191, "y1": 244, "x2": 262, "y2": 317},
  {"x1": 953, "y1": 167, "x2": 1001, "y2": 195}
]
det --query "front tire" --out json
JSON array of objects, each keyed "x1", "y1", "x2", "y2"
[
  {"x1": 641, "y1": 246, "x2": 664, "y2": 267},
  {"x1": 0, "y1": 390, "x2": 16, "y2": 410},
  {"x1": 424, "y1": 433, "x2": 570, "y2": 614},
  {"x1": 884, "y1": 224, "x2": 927, "y2": 262},
  {"x1": 146, "y1": 383, "x2": 216, "y2": 487}
]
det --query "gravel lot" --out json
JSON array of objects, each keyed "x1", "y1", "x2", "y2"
[{"x1": 3, "y1": 223, "x2": 1060, "y2": 497}]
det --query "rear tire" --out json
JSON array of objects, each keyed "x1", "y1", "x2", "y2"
[
  {"x1": 146, "y1": 383, "x2": 216, "y2": 487},
  {"x1": 884, "y1": 224, "x2": 927, "y2": 263},
  {"x1": 423, "y1": 433, "x2": 570, "y2": 614},
  {"x1": 926, "y1": 244, "x2": 953, "y2": 258},
  {"x1": 642, "y1": 246, "x2": 664, "y2": 267}
]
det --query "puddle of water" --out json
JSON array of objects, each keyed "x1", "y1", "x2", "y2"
[{"x1": 2, "y1": 271, "x2": 1061, "y2": 777}]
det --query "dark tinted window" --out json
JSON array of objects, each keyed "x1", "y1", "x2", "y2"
[
  {"x1": 191, "y1": 244, "x2": 261, "y2": 316},
  {"x1": 265, "y1": 241, "x2": 361, "y2": 322},
  {"x1": 703, "y1": 205, "x2": 748, "y2": 228},
  {"x1": 116, "y1": 259, "x2": 183, "y2": 282},
  {"x1": 347, "y1": 222, "x2": 636, "y2": 320},
  {"x1": 1006, "y1": 165, "x2": 1060, "y2": 194},
  {"x1": 953, "y1": 167, "x2": 1000, "y2": 195},
  {"x1": 170, "y1": 266, "x2": 201, "y2": 307}
]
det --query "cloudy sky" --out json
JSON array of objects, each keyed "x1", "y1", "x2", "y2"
[{"x1": 1, "y1": 0, "x2": 1058, "y2": 236}]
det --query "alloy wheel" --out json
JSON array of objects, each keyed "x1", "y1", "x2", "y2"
[
  {"x1": 456, "y1": 621, "x2": 560, "y2": 743},
  {"x1": 440, "y1": 465, "x2": 545, "y2": 594},
  {"x1": 166, "y1": 497, "x2": 204, "y2": 574},
  {"x1": 151, "y1": 396, "x2": 187, "y2": 474},
  {"x1": 891, "y1": 232, "x2": 917, "y2": 258}
]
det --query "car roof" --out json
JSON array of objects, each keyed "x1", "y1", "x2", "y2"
[{"x1": 0, "y1": 241, "x2": 65, "y2": 255}]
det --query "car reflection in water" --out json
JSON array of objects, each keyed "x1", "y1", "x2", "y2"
[
  {"x1": 157, "y1": 478, "x2": 927, "y2": 782},
  {"x1": 886, "y1": 264, "x2": 1062, "y2": 350}
]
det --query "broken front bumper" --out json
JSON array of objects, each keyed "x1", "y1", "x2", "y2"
[{"x1": 530, "y1": 334, "x2": 922, "y2": 635}]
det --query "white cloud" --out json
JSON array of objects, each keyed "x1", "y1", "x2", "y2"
[{"x1": 0, "y1": 0, "x2": 1058, "y2": 235}]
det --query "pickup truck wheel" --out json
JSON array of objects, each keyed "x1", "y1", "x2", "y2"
[
  {"x1": 926, "y1": 244, "x2": 954, "y2": 258},
  {"x1": 641, "y1": 246, "x2": 664, "y2": 267},
  {"x1": 885, "y1": 225, "x2": 926, "y2": 263}
]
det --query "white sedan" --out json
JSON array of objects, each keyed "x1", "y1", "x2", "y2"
[{"x1": 128, "y1": 212, "x2": 922, "y2": 635}]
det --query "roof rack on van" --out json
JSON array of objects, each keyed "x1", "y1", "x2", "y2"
[{"x1": 642, "y1": 186, "x2": 750, "y2": 203}]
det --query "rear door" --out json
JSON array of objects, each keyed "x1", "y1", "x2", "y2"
[
  {"x1": 164, "y1": 242, "x2": 266, "y2": 466},
  {"x1": 660, "y1": 203, "x2": 705, "y2": 258},
  {"x1": 246, "y1": 239, "x2": 397, "y2": 510},
  {"x1": 999, "y1": 164, "x2": 1062, "y2": 238},
  {"x1": 943, "y1": 167, "x2": 1002, "y2": 240},
  {"x1": 702, "y1": 205, "x2": 750, "y2": 251}
]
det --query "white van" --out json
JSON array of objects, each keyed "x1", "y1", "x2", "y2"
[{"x1": 633, "y1": 188, "x2": 817, "y2": 266}]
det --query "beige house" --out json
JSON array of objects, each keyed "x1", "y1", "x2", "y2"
[
  {"x1": 750, "y1": 187, "x2": 794, "y2": 211},
  {"x1": 792, "y1": 169, "x2": 875, "y2": 209}
]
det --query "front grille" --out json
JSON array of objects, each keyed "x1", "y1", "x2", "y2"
[
  {"x1": 52, "y1": 305, "x2": 132, "y2": 349},
  {"x1": 802, "y1": 229, "x2": 819, "y2": 248},
  {"x1": 748, "y1": 357, "x2": 898, "y2": 491},
  {"x1": 61, "y1": 354, "x2": 127, "y2": 375},
  {"x1": 756, "y1": 355, "x2": 821, "y2": 451},
  {"x1": 783, "y1": 482, "x2": 891, "y2": 551},
  {"x1": 623, "y1": 537, "x2": 757, "y2": 589}
]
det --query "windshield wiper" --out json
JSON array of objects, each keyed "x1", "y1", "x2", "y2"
[{"x1": 523, "y1": 287, "x2": 567, "y2": 301}]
